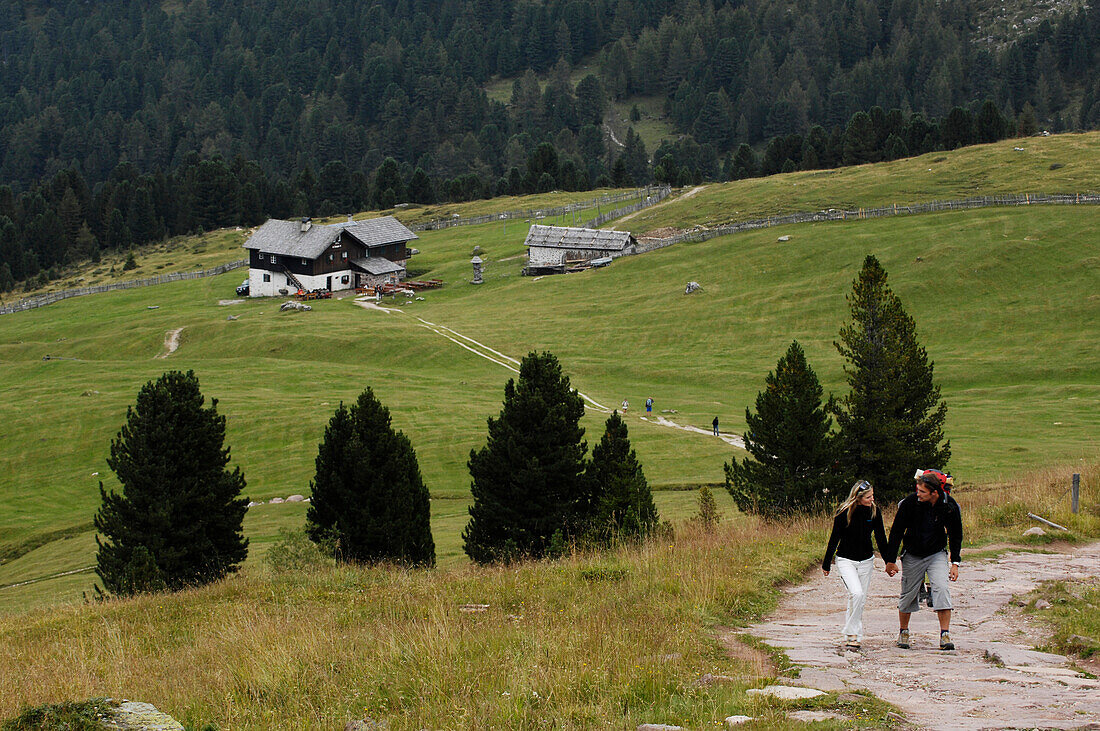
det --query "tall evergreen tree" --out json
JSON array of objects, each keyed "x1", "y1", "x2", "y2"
[
  {"x1": 306, "y1": 388, "x2": 434, "y2": 567},
  {"x1": 463, "y1": 351, "x2": 586, "y2": 563},
  {"x1": 94, "y1": 371, "x2": 248, "y2": 595},
  {"x1": 725, "y1": 341, "x2": 839, "y2": 517},
  {"x1": 584, "y1": 410, "x2": 658, "y2": 544},
  {"x1": 831, "y1": 255, "x2": 950, "y2": 502}
]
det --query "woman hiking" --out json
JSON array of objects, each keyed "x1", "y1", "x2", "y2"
[{"x1": 822, "y1": 479, "x2": 889, "y2": 649}]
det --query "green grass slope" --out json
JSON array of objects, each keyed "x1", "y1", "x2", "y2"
[{"x1": 1, "y1": 133, "x2": 1097, "y2": 614}]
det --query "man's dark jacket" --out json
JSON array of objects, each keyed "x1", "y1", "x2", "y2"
[{"x1": 884, "y1": 492, "x2": 962, "y2": 564}]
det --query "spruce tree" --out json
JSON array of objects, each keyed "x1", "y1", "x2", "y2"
[
  {"x1": 725, "y1": 341, "x2": 839, "y2": 517},
  {"x1": 832, "y1": 255, "x2": 950, "y2": 502},
  {"x1": 463, "y1": 351, "x2": 586, "y2": 564},
  {"x1": 94, "y1": 371, "x2": 248, "y2": 595},
  {"x1": 585, "y1": 410, "x2": 658, "y2": 544},
  {"x1": 306, "y1": 388, "x2": 435, "y2": 567}
]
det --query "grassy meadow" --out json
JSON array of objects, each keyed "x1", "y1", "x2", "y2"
[{"x1": 0, "y1": 132, "x2": 1097, "y2": 727}]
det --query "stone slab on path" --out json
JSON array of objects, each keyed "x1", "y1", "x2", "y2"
[{"x1": 742, "y1": 543, "x2": 1100, "y2": 730}]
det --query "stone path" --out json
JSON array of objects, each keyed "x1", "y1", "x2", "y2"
[{"x1": 743, "y1": 543, "x2": 1100, "y2": 730}]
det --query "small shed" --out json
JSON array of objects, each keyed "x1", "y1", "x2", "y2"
[{"x1": 522, "y1": 225, "x2": 637, "y2": 275}]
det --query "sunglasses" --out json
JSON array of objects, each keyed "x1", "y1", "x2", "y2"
[{"x1": 854, "y1": 480, "x2": 872, "y2": 492}]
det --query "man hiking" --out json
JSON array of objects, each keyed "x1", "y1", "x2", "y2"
[{"x1": 884, "y1": 470, "x2": 963, "y2": 650}]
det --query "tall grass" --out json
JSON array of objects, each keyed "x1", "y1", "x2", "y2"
[{"x1": 0, "y1": 518, "x2": 822, "y2": 730}]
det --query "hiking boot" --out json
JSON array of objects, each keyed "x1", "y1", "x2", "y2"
[
  {"x1": 845, "y1": 636, "x2": 861, "y2": 650},
  {"x1": 896, "y1": 629, "x2": 910, "y2": 649},
  {"x1": 940, "y1": 631, "x2": 955, "y2": 651}
]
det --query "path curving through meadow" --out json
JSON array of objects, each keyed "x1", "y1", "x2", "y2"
[
  {"x1": 352, "y1": 297, "x2": 739, "y2": 446},
  {"x1": 155, "y1": 327, "x2": 184, "y2": 359}
]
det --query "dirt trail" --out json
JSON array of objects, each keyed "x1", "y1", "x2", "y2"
[
  {"x1": 352, "y1": 298, "x2": 740, "y2": 448},
  {"x1": 155, "y1": 327, "x2": 184, "y2": 358},
  {"x1": 615, "y1": 185, "x2": 707, "y2": 227},
  {"x1": 742, "y1": 542, "x2": 1100, "y2": 730}
]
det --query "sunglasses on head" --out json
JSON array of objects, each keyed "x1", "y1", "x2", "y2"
[{"x1": 855, "y1": 480, "x2": 872, "y2": 492}]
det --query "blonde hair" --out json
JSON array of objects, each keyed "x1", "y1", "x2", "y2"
[{"x1": 835, "y1": 479, "x2": 878, "y2": 525}]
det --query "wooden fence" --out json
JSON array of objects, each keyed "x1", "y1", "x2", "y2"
[
  {"x1": 410, "y1": 187, "x2": 663, "y2": 231},
  {"x1": 634, "y1": 192, "x2": 1100, "y2": 254},
  {"x1": 580, "y1": 185, "x2": 673, "y2": 228},
  {"x1": 0, "y1": 259, "x2": 248, "y2": 315}
]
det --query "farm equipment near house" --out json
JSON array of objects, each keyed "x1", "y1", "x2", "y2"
[{"x1": 295, "y1": 288, "x2": 332, "y2": 301}]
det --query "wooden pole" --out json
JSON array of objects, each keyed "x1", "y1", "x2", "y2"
[
  {"x1": 1072, "y1": 473, "x2": 1080, "y2": 514},
  {"x1": 1027, "y1": 513, "x2": 1069, "y2": 531}
]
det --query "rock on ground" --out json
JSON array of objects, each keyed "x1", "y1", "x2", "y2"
[{"x1": 102, "y1": 701, "x2": 183, "y2": 731}]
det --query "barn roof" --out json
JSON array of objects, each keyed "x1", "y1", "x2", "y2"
[
  {"x1": 352, "y1": 257, "x2": 405, "y2": 275},
  {"x1": 523, "y1": 225, "x2": 635, "y2": 251},
  {"x1": 244, "y1": 216, "x2": 417, "y2": 259}
]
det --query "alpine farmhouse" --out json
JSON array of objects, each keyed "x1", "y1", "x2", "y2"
[{"x1": 243, "y1": 216, "x2": 418, "y2": 297}]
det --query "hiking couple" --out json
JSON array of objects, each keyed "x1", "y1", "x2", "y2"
[{"x1": 822, "y1": 470, "x2": 963, "y2": 651}]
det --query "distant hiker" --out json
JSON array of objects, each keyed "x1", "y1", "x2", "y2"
[
  {"x1": 823, "y1": 480, "x2": 888, "y2": 649},
  {"x1": 645, "y1": 397, "x2": 653, "y2": 413},
  {"x1": 884, "y1": 470, "x2": 963, "y2": 651},
  {"x1": 712, "y1": 416, "x2": 719, "y2": 436},
  {"x1": 621, "y1": 399, "x2": 629, "y2": 413}
]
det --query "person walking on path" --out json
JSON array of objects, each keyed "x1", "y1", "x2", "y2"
[
  {"x1": 645, "y1": 397, "x2": 653, "y2": 413},
  {"x1": 621, "y1": 399, "x2": 629, "y2": 413},
  {"x1": 884, "y1": 471, "x2": 963, "y2": 650},
  {"x1": 712, "y1": 416, "x2": 719, "y2": 436},
  {"x1": 823, "y1": 479, "x2": 889, "y2": 649}
]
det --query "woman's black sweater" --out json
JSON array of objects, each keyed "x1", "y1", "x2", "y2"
[{"x1": 822, "y1": 504, "x2": 888, "y2": 571}]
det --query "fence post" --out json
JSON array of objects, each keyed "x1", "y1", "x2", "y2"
[{"x1": 1072, "y1": 473, "x2": 1080, "y2": 514}]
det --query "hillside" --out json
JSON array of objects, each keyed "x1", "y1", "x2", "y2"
[{"x1": 0, "y1": 133, "x2": 1097, "y2": 617}]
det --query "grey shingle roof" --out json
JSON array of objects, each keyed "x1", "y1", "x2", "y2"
[
  {"x1": 523, "y1": 225, "x2": 635, "y2": 251},
  {"x1": 352, "y1": 257, "x2": 405, "y2": 275},
  {"x1": 343, "y1": 216, "x2": 419, "y2": 248},
  {"x1": 243, "y1": 219, "x2": 340, "y2": 258},
  {"x1": 244, "y1": 216, "x2": 418, "y2": 259}
]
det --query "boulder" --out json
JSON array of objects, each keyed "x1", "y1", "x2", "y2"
[
  {"x1": 684, "y1": 281, "x2": 702, "y2": 294},
  {"x1": 1023, "y1": 527, "x2": 1046, "y2": 536},
  {"x1": 746, "y1": 685, "x2": 826, "y2": 700},
  {"x1": 725, "y1": 716, "x2": 753, "y2": 727},
  {"x1": 788, "y1": 710, "x2": 844, "y2": 723},
  {"x1": 777, "y1": 235, "x2": 791, "y2": 242},
  {"x1": 269, "y1": 497, "x2": 284, "y2": 504},
  {"x1": 1034, "y1": 598, "x2": 1052, "y2": 610},
  {"x1": 285, "y1": 494, "x2": 305, "y2": 502},
  {"x1": 280, "y1": 301, "x2": 312, "y2": 311},
  {"x1": 102, "y1": 701, "x2": 183, "y2": 731},
  {"x1": 637, "y1": 725, "x2": 683, "y2": 731}
]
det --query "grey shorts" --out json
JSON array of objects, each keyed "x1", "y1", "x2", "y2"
[{"x1": 899, "y1": 551, "x2": 953, "y2": 613}]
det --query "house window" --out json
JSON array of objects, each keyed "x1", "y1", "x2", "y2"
[
  {"x1": 263, "y1": 273, "x2": 271, "y2": 282},
  {"x1": 341, "y1": 275, "x2": 349, "y2": 284},
  {"x1": 329, "y1": 253, "x2": 334, "y2": 261},
  {"x1": 301, "y1": 258, "x2": 307, "y2": 265},
  {"x1": 342, "y1": 251, "x2": 348, "y2": 260},
  {"x1": 269, "y1": 254, "x2": 276, "y2": 264}
]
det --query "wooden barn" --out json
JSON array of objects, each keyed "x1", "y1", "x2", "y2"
[
  {"x1": 522, "y1": 225, "x2": 637, "y2": 275},
  {"x1": 243, "y1": 216, "x2": 417, "y2": 296}
]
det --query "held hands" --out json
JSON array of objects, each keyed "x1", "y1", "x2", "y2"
[
  {"x1": 822, "y1": 569, "x2": 829, "y2": 577},
  {"x1": 884, "y1": 562, "x2": 899, "y2": 577},
  {"x1": 949, "y1": 564, "x2": 959, "y2": 581}
]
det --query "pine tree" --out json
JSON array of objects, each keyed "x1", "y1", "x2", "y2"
[
  {"x1": 463, "y1": 351, "x2": 586, "y2": 563},
  {"x1": 94, "y1": 371, "x2": 248, "y2": 595},
  {"x1": 306, "y1": 388, "x2": 434, "y2": 567},
  {"x1": 584, "y1": 410, "x2": 658, "y2": 544},
  {"x1": 725, "y1": 341, "x2": 839, "y2": 517},
  {"x1": 695, "y1": 486, "x2": 719, "y2": 531},
  {"x1": 831, "y1": 255, "x2": 950, "y2": 502}
]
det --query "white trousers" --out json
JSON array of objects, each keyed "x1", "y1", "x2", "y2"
[{"x1": 835, "y1": 556, "x2": 874, "y2": 640}]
